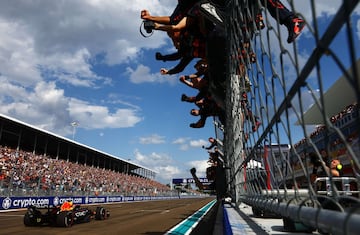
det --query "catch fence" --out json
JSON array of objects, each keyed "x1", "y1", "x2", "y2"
[{"x1": 217, "y1": 0, "x2": 360, "y2": 234}]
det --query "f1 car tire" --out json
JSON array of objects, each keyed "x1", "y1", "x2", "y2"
[
  {"x1": 56, "y1": 211, "x2": 73, "y2": 227},
  {"x1": 24, "y1": 212, "x2": 39, "y2": 226},
  {"x1": 24, "y1": 210, "x2": 42, "y2": 226},
  {"x1": 95, "y1": 207, "x2": 106, "y2": 220},
  {"x1": 23, "y1": 213, "x2": 32, "y2": 226}
]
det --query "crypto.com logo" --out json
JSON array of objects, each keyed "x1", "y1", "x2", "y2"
[{"x1": 2, "y1": 197, "x2": 12, "y2": 210}]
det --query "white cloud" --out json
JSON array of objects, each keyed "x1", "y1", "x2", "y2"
[
  {"x1": 0, "y1": 19, "x2": 42, "y2": 86},
  {"x1": 154, "y1": 165, "x2": 181, "y2": 183},
  {"x1": 189, "y1": 139, "x2": 208, "y2": 148},
  {"x1": 172, "y1": 137, "x2": 189, "y2": 150},
  {"x1": 133, "y1": 149, "x2": 181, "y2": 183},
  {"x1": 172, "y1": 137, "x2": 188, "y2": 144},
  {"x1": 68, "y1": 98, "x2": 143, "y2": 130},
  {"x1": 105, "y1": 93, "x2": 142, "y2": 110},
  {"x1": 0, "y1": 17, "x2": 109, "y2": 88},
  {"x1": 0, "y1": 81, "x2": 71, "y2": 133},
  {"x1": 0, "y1": 0, "x2": 171, "y2": 64},
  {"x1": 126, "y1": 64, "x2": 177, "y2": 84},
  {"x1": 172, "y1": 137, "x2": 207, "y2": 151},
  {"x1": 139, "y1": 134, "x2": 166, "y2": 144},
  {"x1": 0, "y1": 0, "x2": 154, "y2": 137},
  {"x1": 178, "y1": 144, "x2": 190, "y2": 151},
  {"x1": 41, "y1": 49, "x2": 111, "y2": 88},
  {"x1": 0, "y1": 80, "x2": 143, "y2": 136}
]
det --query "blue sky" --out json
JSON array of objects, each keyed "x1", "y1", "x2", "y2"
[{"x1": 0, "y1": 1, "x2": 359, "y2": 184}]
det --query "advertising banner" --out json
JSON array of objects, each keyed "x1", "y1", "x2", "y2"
[{"x1": 0, "y1": 195, "x2": 180, "y2": 211}]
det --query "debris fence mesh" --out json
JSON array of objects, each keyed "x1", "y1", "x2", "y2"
[{"x1": 215, "y1": 0, "x2": 360, "y2": 234}]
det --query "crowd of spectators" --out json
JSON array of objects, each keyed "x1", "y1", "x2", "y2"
[
  {"x1": 294, "y1": 102, "x2": 358, "y2": 149},
  {"x1": 292, "y1": 102, "x2": 358, "y2": 172},
  {"x1": 330, "y1": 103, "x2": 357, "y2": 124},
  {"x1": 0, "y1": 145, "x2": 172, "y2": 197}
]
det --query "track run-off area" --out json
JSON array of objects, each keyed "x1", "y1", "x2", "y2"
[{"x1": 0, "y1": 197, "x2": 216, "y2": 235}]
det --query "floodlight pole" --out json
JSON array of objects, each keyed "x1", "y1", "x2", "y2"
[{"x1": 71, "y1": 121, "x2": 78, "y2": 140}]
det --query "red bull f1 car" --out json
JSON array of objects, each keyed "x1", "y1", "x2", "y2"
[{"x1": 24, "y1": 204, "x2": 110, "y2": 227}]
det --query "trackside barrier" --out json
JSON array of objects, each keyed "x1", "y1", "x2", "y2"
[
  {"x1": 241, "y1": 196, "x2": 360, "y2": 235},
  {"x1": 0, "y1": 195, "x2": 184, "y2": 211}
]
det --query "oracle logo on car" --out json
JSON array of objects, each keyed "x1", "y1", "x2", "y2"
[{"x1": 75, "y1": 211, "x2": 88, "y2": 217}]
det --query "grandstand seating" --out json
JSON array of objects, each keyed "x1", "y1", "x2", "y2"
[{"x1": 0, "y1": 145, "x2": 172, "y2": 197}]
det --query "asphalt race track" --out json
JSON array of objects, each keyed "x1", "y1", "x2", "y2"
[{"x1": 0, "y1": 197, "x2": 215, "y2": 235}]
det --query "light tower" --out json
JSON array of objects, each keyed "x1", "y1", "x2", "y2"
[{"x1": 71, "y1": 121, "x2": 79, "y2": 140}]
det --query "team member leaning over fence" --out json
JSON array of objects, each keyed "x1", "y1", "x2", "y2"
[
  {"x1": 140, "y1": 2, "x2": 228, "y2": 105},
  {"x1": 180, "y1": 59, "x2": 209, "y2": 103},
  {"x1": 261, "y1": 0, "x2": 305, "y2": 43},
  {"x1": 179, "y1": 59, "x2": 208, "y2": 91},
  {"x1": 203, "y1": 137, "x2": 218, "y2": 150},
  {"x1": 189, "y1": 95, "x2": 225, "y2": 128},
  {"x1": 190, "y1": 147, "x2": 226, "y2": 199},
  {"x1": 153, "y1": 27, "x2": 207, "y2": 75},
  {"x1": 190, "y1": 167, "x2": 213, "y2": 191},
  {"x1": 141, "y1": 2, "x2": 208, "y2": 75},
  {"x1": 240, "y1": 92, "x2": 261, "y2": 133},
  {"x1": 140, "y1": 0, "x2": 201, "y2": 26}
]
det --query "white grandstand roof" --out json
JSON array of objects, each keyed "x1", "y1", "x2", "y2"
[
  {"x1": 299, "y1": 59, "x2": 360, "y2": 125},
  {"x1": 0, "y1": 113, "x2": 157, "y2": 174}
]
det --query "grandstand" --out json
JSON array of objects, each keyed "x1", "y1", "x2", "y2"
[
  {"x1": 0, "y1": 113, "x2": 174, "y2": 198},
  {"x1": 0, "y1": 113, "x2": 155, "y2": 179}
]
